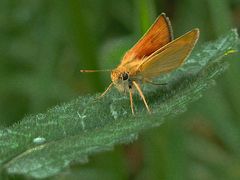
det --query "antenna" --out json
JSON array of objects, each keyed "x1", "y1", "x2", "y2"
[{"x1": 80, "y1": 69, "x2": 112, "y2": 73}]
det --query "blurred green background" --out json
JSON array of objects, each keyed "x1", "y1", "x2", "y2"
[{"x1": 1, "y1": 0, "x2": 240, "y2": 179}]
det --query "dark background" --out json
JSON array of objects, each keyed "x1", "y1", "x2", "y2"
[{"x1": 1, "y1": 0, "x2": 240, "y2": 179}]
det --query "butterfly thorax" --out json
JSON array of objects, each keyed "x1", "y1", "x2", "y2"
[{"x1": 111, "y1": 58, "x2": 144, "y2": 93}]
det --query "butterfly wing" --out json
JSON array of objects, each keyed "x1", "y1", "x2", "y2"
[
  {"x1": 122, "y1": 13, "x2": 173, "y2": 63},
  {"x1": 137, "y1": 29, "x2": 199, "y2": 79}
]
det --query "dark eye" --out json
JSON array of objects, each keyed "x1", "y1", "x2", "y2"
[{"x1": 122, "y1": 73, "x2": 128, "y2": 80}]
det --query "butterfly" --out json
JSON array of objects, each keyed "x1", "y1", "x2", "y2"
[{"x1": 81, "y1": 13, "x2": 199, "y2": 115}]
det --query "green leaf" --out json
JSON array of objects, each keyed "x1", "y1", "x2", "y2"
[{"x1": 0, "y1": 29, "x2": 239, "y2": 178}]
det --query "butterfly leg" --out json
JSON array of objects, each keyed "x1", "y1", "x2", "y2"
[
  {"x1": 97, "y1": 82, "x2": 113, "y2": 99},
  {"x1": 132, "y1": 81, "x2": 151, "y2": 114},
  {"x1": 144, "y1": 79, "x2": 167, "y2": 86},
  {"x1": 129, "y1": 90, "x2": 135, "y2": 115}
]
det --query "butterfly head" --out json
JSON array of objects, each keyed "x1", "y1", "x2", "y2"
[{"x1": 111, "y1": 69, "x2": 130, "y2": 92}]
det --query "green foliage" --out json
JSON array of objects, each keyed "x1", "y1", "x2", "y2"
[{"x1": 0, "y1": 30, "x2": 238, "y2": 179}]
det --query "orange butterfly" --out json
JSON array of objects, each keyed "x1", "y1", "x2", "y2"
[{"x1": 81, "y1": 13, "x2": 199, "y2": 115}]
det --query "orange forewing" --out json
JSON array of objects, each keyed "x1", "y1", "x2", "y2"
[
  {"x1": 138, "y1": 29, "x2": 199, "y2": 79},
  {"x1": 122, "y1": 13, "x2": 173, "y2": 61}
]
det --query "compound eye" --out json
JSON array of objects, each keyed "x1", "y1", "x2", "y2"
[{"x1": 122, "y1": 73, "x2": 128, "y2": 81}]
